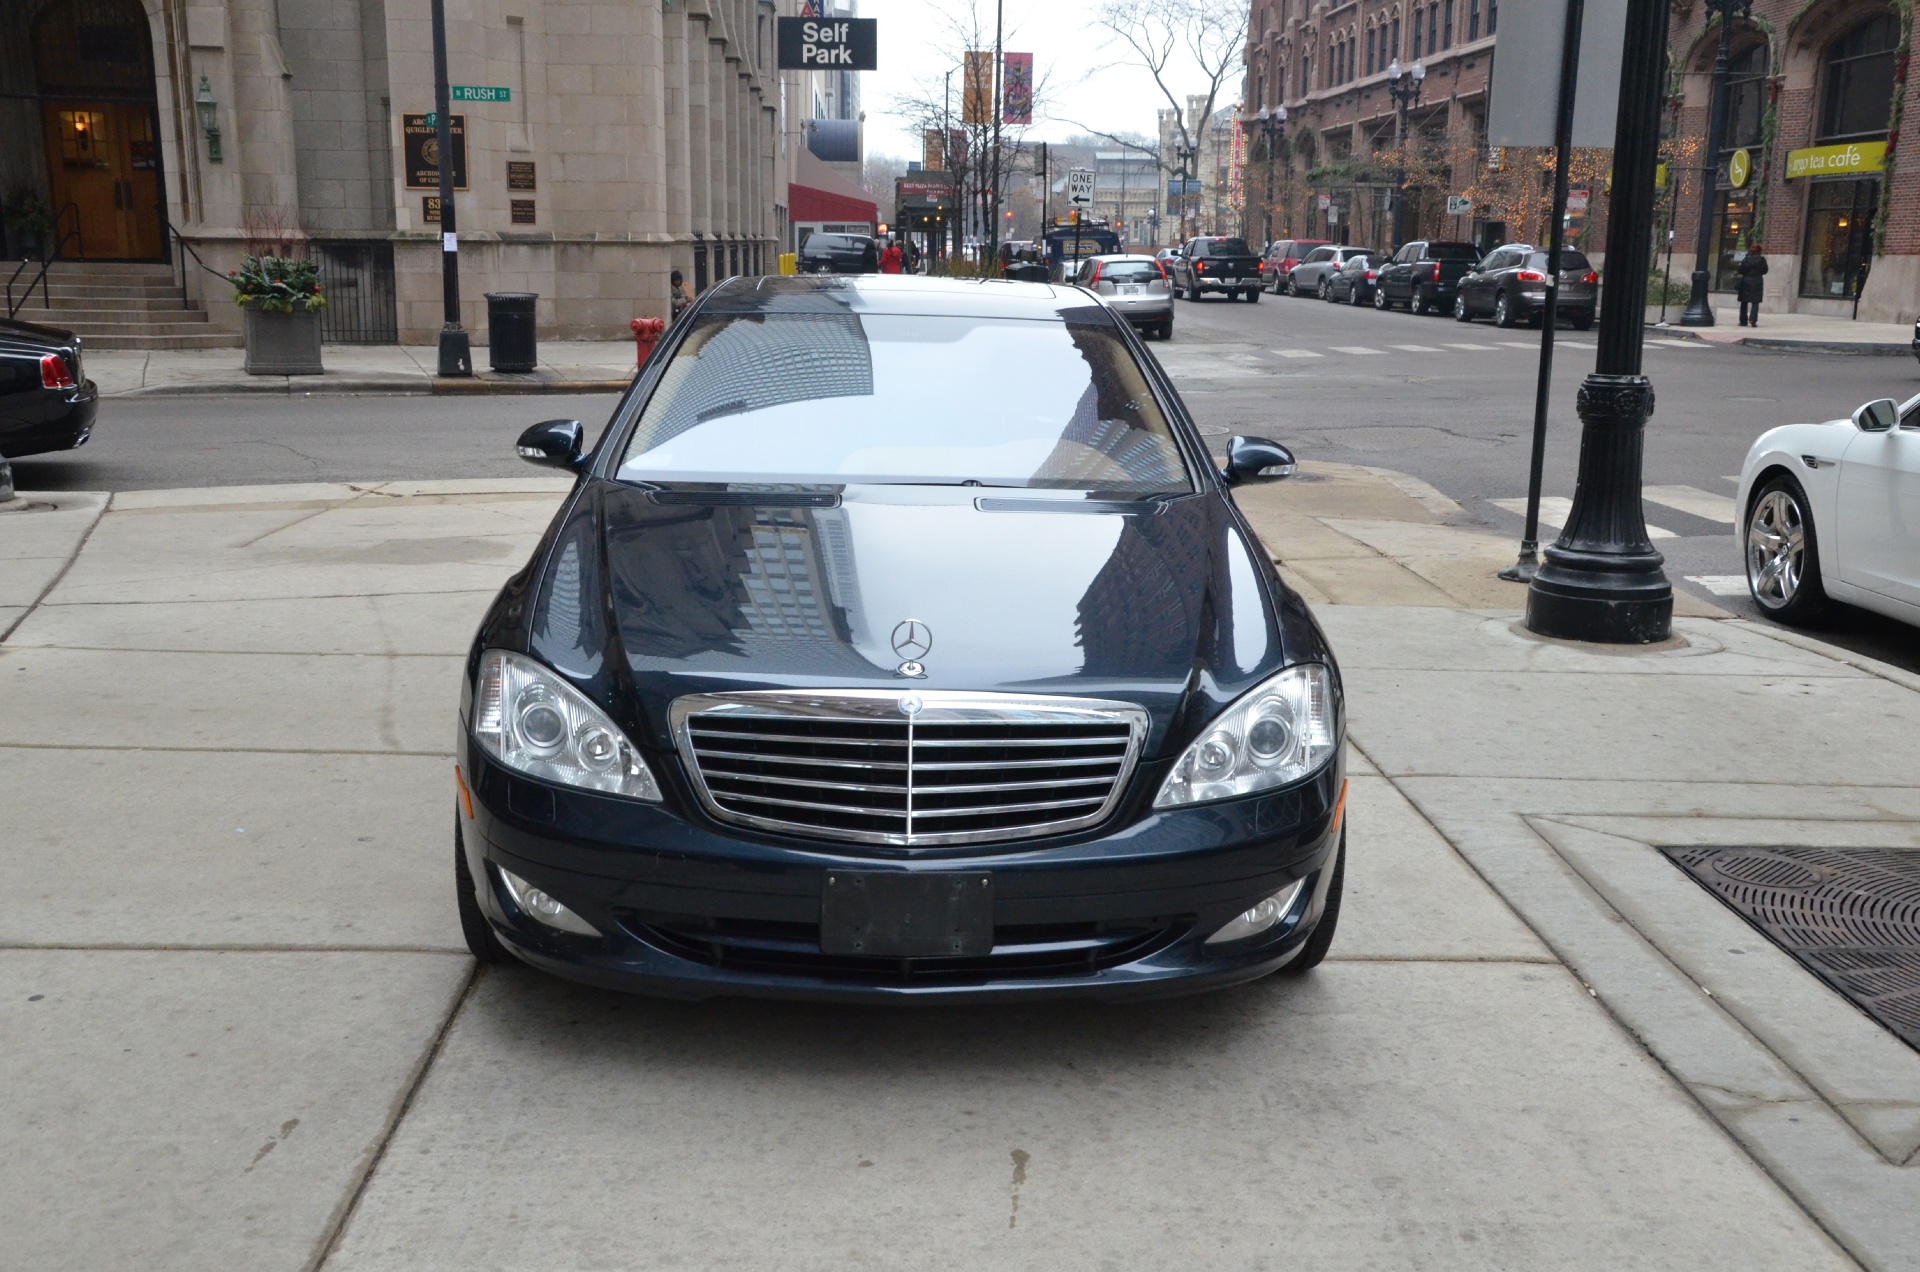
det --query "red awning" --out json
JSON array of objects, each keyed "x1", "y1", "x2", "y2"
[{"x1": 789, "y1": 147, "x2": 877, "y2": 224}]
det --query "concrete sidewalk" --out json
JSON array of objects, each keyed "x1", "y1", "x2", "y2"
[
  {"x1": 1645, "y1": 301, "x2": 1915, "y2": 354},
  {"x1": 2, "y1": 472, "x2": 1914, "y2": 1269},
  {"x1": 82, "y1": 340, "x2": 640, "y2": 397}
]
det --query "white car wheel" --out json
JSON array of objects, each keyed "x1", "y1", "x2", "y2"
[{"x1": 1746, "y1": 477, "x2": 1829, "y2": 624}]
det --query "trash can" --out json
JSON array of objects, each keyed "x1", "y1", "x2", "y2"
[{"x1": 485, "y1": 292, "x2": 538, "y2": 373}]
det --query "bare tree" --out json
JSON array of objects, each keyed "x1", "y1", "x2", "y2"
[{"x1": 1093, "y1": 0, "x2": 1245, "y2": 232}]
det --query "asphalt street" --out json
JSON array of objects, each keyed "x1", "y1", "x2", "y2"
[{"x1": 13, "y1": 298, "x2": 1919, "y2": 669}]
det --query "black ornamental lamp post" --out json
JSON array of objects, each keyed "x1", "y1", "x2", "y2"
[
  {"x1": 1175, "y1": 139, "x2": 1199, "y2": 239},
  {"x1": 1240, "y1": 105, "x2": 1288, "y2": 242},
  {"x1": 1526, "y1": 0, "x2": 1675, "y2": 644},
  {"x1": 1679, "y1": 0, "x2": 1753, "y2": 326},
  {"x1": 1386, "y1": 58, "x2": 1425, "y2": 248}
]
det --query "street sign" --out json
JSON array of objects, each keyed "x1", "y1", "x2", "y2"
[
  {"x1": 776, "y1": 17, "x2": 878, "y2": 70},
  {"x1": 1487, "y1": 0, "x2": 1629, "y2": 149},
  {"x1": 1567, "y1": 188, "x2": 1591, "y2": 213},
  {"x1": 1447, "y1": 195, "x2": 1473, "y2": 216},
  {"x1": 1067, "y1": 168, "x2": 1095, "y2": 207},
  {"x1": 450, "y1": 85, "x2": 510, "y2": 102},
  {"x1": 1316, "y1": 194, "x2": 1330, "y2": 211}
]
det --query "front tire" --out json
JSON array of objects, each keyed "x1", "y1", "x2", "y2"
[
  {"x1": 1746, "y1": 475, "x2": 1830, "y2": 625},
  {"x1": 1494, "y1": 291, "x2": 1517, "y2": 328},
  {"x1": 1282, "y1": 830, "x2": 1345, "y2": 975},
  {"x1": 455, "y1": 821, "x2": 512, "y2": 965}
]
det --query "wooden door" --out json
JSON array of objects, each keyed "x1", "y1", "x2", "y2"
[{"x1": 39, "y1": 101, "x2": 160, "y2": 260}]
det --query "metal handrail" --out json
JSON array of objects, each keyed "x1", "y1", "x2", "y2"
[
  {"x1": 5, "y1": 203, "x2": 82, "y2": 321},
  {"x1": 169, "y1": 225, "x2": 231, "y2": 312}
]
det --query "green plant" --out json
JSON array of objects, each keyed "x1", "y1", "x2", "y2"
[
  {"x1": 1647, "y1": 269, "x2": 1691, "y2": 306},
  {"x1": 227, "y1": 254, "x2": 327, "y2": 313},
  {"x1": 1, "y1": 188, "x2": 53, "y2": 238}
]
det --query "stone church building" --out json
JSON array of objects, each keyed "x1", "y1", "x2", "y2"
[{"x1": 0, "y1": 0, "x2": 801, "y2": 346}]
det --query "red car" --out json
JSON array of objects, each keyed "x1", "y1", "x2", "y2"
[{"x1": 1261, "y1": 239, "x2": 1332, "y2": 294}]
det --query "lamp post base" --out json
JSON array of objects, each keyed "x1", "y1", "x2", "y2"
[
  {"x1": 437, "y1": 325, "x2": 473, "y2": 378},
  {"x1": 1524, "y1": 373, "x2": 1674, "y2": 644},
  {"x1": 1678, "y1": 270, "x2": 1717, "y2": 326}
]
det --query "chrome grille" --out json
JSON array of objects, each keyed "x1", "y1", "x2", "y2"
[{"x1": 670, "y1": 691, "x2": 1147, "y2": 847}]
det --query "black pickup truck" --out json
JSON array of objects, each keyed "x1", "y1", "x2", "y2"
[
  {"x1": 1168, "y1": 236, "x2": 1263, "y2": 302},
  {"x1": 1372, "y1": 240, "x2": 1483, "y2": 314}
]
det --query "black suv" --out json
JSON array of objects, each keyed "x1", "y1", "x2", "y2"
[
  {"x1": 797, "y1": 232, "x2": 878, "y2": 274},
  {"x1": 1169, "y1": 237, "x2": 1263, "y2": 302},
  {"x1": 1372, "y1": 240, "x2": 1481, "y2": 314}
]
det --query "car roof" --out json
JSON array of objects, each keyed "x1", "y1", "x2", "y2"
[
  {"x1": 1084, "y1": 254, "x2": 1158, "y2": 262},
  {"x1": 700, "y1": 273, "x2": 1104, "y2": 321}
]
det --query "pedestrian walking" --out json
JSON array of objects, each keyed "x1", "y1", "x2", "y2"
[
  {"x1": 669, "y1": 269, "x2": 694, "y2": 320},
  {"x1": 904, "y1": 237, "x2": 921, "y2": 274},
  {"x1": 880, "y1": 238, "x2": 904, "y2": 274},
  {"x1": 1736, "y1": 246, "x2": 1768, "y2": 327},
  {"x1": 860, "y1": 237, "x2": 880, "y2": 273}
]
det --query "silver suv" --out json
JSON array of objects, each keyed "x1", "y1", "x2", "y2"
[{"x1": 1073, "y1": 254, "x2": 1175, "y2": 341}]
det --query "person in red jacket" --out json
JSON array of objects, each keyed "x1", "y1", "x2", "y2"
[{"x1": 879, "y1": 239, "x2": 904, "y2": 274}]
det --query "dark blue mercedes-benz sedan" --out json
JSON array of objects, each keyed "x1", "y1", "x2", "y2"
[{"x1": 454, "y1": 273, "x2": 1347, "y2": 1001}]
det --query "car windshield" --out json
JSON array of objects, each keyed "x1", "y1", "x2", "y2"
[
  {"x1": 1200, "y1": 239, "x2": 1252, "y2": 256},
  {"x1": 1529, "y1": 250, "x2": 1593, "y2": 271},
  {"x1": 1100, "y1": 261, "x2": 1161, "y2": 283},
  {"x1": 616, "y1": 312, "x2": 1193, "y2": 495},
  {"x1": 1427, "y1": 243, "x2": 1481, "y2": 261}
]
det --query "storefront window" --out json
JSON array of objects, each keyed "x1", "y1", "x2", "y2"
[
  {"x1": 1818, "y1": 15, "x2": 1898, "y2": 141},
  {"x1": 1799, "y1": 179, "x2": 1878, "y2": 298},
  {"x1": 1724, "y1": 44, "x2": 1768, "y2": 152}
]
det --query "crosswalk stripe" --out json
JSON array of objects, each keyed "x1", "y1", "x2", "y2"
[
  {"x1": 1391, "y1": 344, "x2": 1444, "y2": 352},
  {"x1": 1644, "y1": 484, "x2": 1736, "y2": 524},
  {"x1": 1721, "y1": 475, "x2": 1740, "y2": 486},
  {"x1": 1490, "y1": 496, "x2": 1678, "y2": 539},
  {"x1": 1329, "y1": 345, "x2": 1386, "y2": 355},
  {"x1": 1272, "y1": 348, "x2": 1324, "y2": 358},
  {"x1": 1444, "y1": 342, "x2": 1500, "y2": 351},
  {"x1": 1686, "y1": 574, "x2": 1749, "y2": 597}
]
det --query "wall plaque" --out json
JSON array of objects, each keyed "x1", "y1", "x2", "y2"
[
  {"x1": 507, "y1": 161, "x2": 536, "y2": 191},
  {"x1": 403, "y1": 114, "x2": 467, "y2": 190},
  {"x1": 510, "y1": 199, "x2": 536, "y2": 225}
]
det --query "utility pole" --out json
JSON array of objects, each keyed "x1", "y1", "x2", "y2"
[
  {"x1": 943, "y1": 69, "x2": 952, "y2": 263},
  {"x1": 1525, "y1": 0, "x2": 1674, "y2": 644},
  {"x1": 430, "y1": 0, "x2": 470, "y2": 376},
  {"x1": 988, "y1": 0, "x2": 1004, "y2": 268}
]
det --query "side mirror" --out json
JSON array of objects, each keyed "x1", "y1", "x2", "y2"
[
  {"x1": 516, "y1": 419, "x2": 585, "y2": 469},
  {"x1": 1852, "y1": 398, "x2": 1898, "y2": 432},
  {"x1": 1224, "y1": 436, "x2": 1297, "y2": 485}
]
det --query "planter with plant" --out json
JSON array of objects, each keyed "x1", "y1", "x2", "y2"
[
  {"x1": 1, "y1": 189, "x2": 54, "y2": 261},
  {"x1": 229, "y1": 255, "x2": 328, "y2": 375}
]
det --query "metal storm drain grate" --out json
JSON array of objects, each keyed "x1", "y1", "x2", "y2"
[{"x1": 1664, "y1": 845, "x2": 1920, "y2": 1052}]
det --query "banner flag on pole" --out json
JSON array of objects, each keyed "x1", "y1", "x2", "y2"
[
  {"x1": 963, "y1": 52, "x2": 993, "y2": 125},
  {"x1": 1001, "y1": 53, "x2": 1033, "y2": 125}
]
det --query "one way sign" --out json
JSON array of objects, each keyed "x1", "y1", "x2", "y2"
[
  {"x1": 1067, "y1": 168, "x2": 1095, "y2": 207},
  {"x1": 777, "y1": 17, "x2": 878, "y2": 70}
]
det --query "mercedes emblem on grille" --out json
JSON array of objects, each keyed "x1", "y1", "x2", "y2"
[{"x1": 897, "y1": 693, "x2": 923, "y2": 716}]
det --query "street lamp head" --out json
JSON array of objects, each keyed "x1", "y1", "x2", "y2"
[
  {"x1": 1274, "y1": 104, "x2": 1287, "y2": 124},
  {"x1": 1387, "y1": 58, "x2": 1402, "y2": 83},
  {"x1": 1411, "y1": 60, "x2": 1426, "y2": 83}
]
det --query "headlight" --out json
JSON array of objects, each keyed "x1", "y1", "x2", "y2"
[
  {"x1": 1155, "y1": 663, "x2": 1338, "y2": 808},
  {"x1": 472, "y1": 649, "x2": 662, "y2": 801}
]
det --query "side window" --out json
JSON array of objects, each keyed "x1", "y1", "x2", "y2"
[
  {"x1": 1394, "y1": 244, "x2": 1415, "y2": 264},
  {"x1": 1901, "y1": 399, "x2": 1920, "y2": 430},
  {"x1": 1306, "y1": 247, "x2": 1335, "y2": 263}
]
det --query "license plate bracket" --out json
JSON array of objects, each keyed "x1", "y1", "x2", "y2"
[{"x1": 820, "y1": 870, "x2": 994, "y2": 958}]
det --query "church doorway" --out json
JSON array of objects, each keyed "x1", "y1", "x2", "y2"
[{"x1": 24, "y1": 0, "x2": 167, "y2": 261}]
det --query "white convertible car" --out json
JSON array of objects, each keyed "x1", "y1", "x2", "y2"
[{"x1": 1738, "y1": 394, "x2": 1919, "y2": 627}]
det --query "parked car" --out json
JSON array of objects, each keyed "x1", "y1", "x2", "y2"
[
  {"x1": 1072, "y1": 253, "x2": 1174, "y2": 340},
  {"x1": 797, "y1": 232, "x2": 878, "y2": 274},
  {"x1": 1325, "y1": 253, "x2": 1382, "y2": 305},
  {"x1": 1168, "y1": 236, "x2": 1263, "y2": 302},
  {"x1": 0, "y1": 317, "x2": 97, "y2": 460},
  {"x1": 1260, "y1": 239, "x2": 1332, "y2": 294},
  {"x1": 459, "y1": 273, "x2": 1348, "y2": 1002},
  {"x1": 1454, "y1": 245, "x2": 1599, "y2": 329},
  {"x1": 1372, "y1": 239, "x2": 1482, "y2": 314},
  {"x1": 1290, "y1": 245, "x2": 1377, "y2": 300},
  {"x1": 1738, "y1": 392, "x2": 1920, "y2": 630}
]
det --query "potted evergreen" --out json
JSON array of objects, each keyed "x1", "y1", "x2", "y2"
[
  {"x1": 229, "y1": 255, "x2": 327, "y2": 375},
  {"x1": 1, "y1": 190, "x2": 53, "y2": 260}
]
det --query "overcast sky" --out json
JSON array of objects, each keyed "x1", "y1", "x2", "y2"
[{"x1": 859, "y1": 0, "x2": 1242, "y2": 158}]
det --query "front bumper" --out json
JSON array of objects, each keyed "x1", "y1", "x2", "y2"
[{"x1": 459, "y1": 735, "x2": 1346, "y2": 1002}]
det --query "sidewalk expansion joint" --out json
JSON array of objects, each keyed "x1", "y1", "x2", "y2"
[
  {"x1": 0, "y1": 492, "x2": 111, "y2": 645},
  {"x1": 308, "y1": 961, "x2": 482, "y2": 1272}
]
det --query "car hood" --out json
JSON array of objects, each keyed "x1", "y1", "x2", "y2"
[{"x1": 512, "y1": 480, "x2": 1328, "y2": 757}]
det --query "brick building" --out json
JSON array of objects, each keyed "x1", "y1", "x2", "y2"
[
  {"x1": 1242, "y1": 0, "x2": 1504, "y2": 253},
  {"x1": 1665, "y1": 0, "x2": 1916, "y2": 323}
]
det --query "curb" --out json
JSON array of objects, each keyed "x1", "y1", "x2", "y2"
[
  {"x1": 432, "y1": 377, "x2": 631, "y2": 395},
  {"x1": 106, "y1": 374, "x2": 632, "y2": 398},
  {"x1": 1649, "y1": 327, "x2": 1912, "y2": 356}
]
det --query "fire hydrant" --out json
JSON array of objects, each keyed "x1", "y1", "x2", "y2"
[{"x1": 631, "y1": 317, "x2": 667, "y2": 366}]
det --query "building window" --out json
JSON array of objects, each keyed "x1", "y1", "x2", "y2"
[
  {"x1": 1799, "y1": 178, "x2": 1878, "y2": 299},
  {"x1": 1413, "y1": 9, "x2": 1423, "y2": 59},
  {"x1": 1817, "y1": 14, "x2": 1899, "y2": 141},
  {"x1": 1391, "y1": 18, "x2": 1400, "y2": 58},
  {"x1": 1488, "y1": 0, "x2": 1497, "y2": 36},
  {"x1": 1429, "y1": 5, "x2": 1439, "y2": 53},
  {"x1": 1366, "y1": 28, "x2": 1376, "y2": 75},
  {"x1": 1723, "y1": 43, "x2": 1768, "y2": 153},
  {"x1": 1468, "y1": 0, "x2": 1480, "y2": 41},
  {"x1": 1442, "y1": 0, "x2": 1453, "y2": 48}
]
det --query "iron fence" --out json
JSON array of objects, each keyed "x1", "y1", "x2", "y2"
[{"x1": 311, "y1": 240, "x2": 398, "y2": 343}]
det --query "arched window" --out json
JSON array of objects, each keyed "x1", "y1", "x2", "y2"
[{"x1": 1818, "y1": 13, "x2": 1898, "y2": 142}]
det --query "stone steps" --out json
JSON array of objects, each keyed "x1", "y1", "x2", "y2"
[{"x1": 6, "y1": 262, "x2": 241, "y2": 350}]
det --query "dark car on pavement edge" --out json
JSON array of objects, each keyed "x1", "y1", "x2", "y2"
[
  {"x1": 1169, "y1": 237, "x2": 1264, "y2": 302},
  {"x1": 1454, "y1": 245, "x2": 1599, "y2": 329},
  {"x1": 0, "y1": 317, "x2": 97, "y2": 459},
  {"x1": 1325, "y1": 253, "x2": 1382, "y2": 305},
  {"x1": 798, "y1": 232, "x2": 878, "y2": 274},
  {"x1": 457, "y1": 274, "x2": 1349, "y2": 1003},
  {"x1": 1372, "y1": 240, "x2": 1481, "y2": 314}
]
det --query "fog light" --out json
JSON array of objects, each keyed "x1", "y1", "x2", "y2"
[
  {"x1": 498, "y1": 867, "x2": 600, "y2": 937},
  {"x1": 1205, "y1": 878, "x2": 1307, "y2": 946}
]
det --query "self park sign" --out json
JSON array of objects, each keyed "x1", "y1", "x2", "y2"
[{"x1": 776, "y1": 17, "x2": 877, "y2": 69}]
